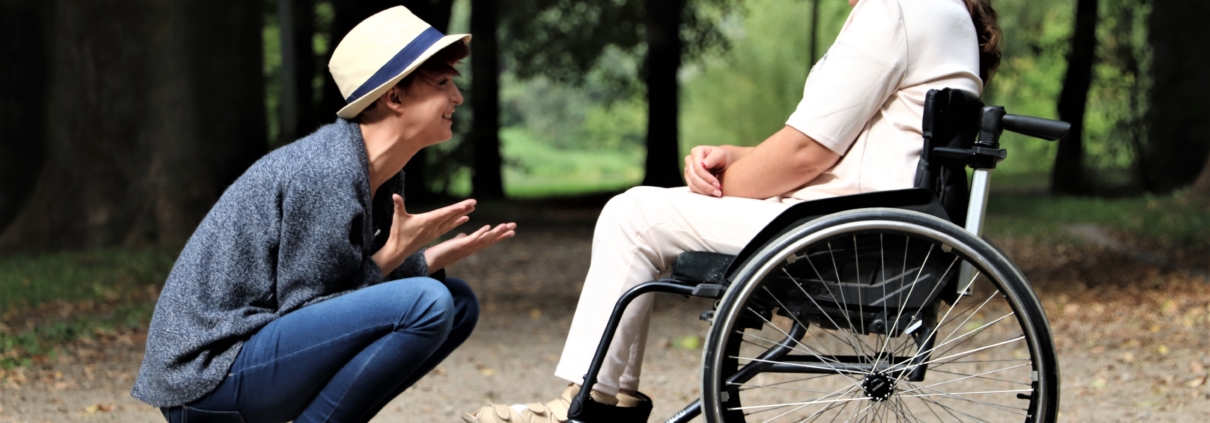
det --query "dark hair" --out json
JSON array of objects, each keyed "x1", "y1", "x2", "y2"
[
  {"x1": 398, "y1": 39, "x2": 470, "y2": 89},
  {"x1": 965, "y1": 0, "x2": 1001, "y2": 87},
  {"x1": 357, "y1": 40, "x2": 470, "y2": 119}
]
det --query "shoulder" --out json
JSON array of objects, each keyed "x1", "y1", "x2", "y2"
[
  {"x1": 896, "y1": 0, "x2": 976, "y2": 40},
  {"x1": 258, "y1": 120, "x2": 366, "y2": 191}
]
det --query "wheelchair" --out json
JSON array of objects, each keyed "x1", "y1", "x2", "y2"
[{"x1": 566, "y1": 88, "x2": 1071, "y2": 423}]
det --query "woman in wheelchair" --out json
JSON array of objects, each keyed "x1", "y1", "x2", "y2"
[
  {"x1": 132, "y1": 8, "x2": 515, "y2": 423},
  {"x1": 465, "y1": 0, "x2": 1003, "y2": 422}
]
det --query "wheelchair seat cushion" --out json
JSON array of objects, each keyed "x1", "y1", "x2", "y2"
[
  {"x1": 667, "y1": 189, "x2": 950, "y2": 287},
  {"x1": 670, "y1": 251, "x2": 734, "y2": 286}
]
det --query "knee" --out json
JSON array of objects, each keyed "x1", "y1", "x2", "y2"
[
  {"x1": 395, "y1": 277, "x2": 457, "y2": 337},
  {"x1": 442, "y1": 277, "x2": 479, "y2": 333},
  {"x1": 599, "y1": 187, "x2": 678, "y2": 242}
]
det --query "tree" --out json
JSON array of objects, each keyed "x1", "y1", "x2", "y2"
[
  {"x1": 0, "y1": 0, "x2": 266, "y2": 252},
  {"x1": 640, "y1": 0, "x2": 686, "y2": 187},
  {"x1": 501, "y1": 0, "x2": 735, "y2": 188},
  {"x1": 1193, "y1": 153, "x2": 1210, "y2": 195},
  {"x1": 276, "y1": 0, "x2": 320, "y2": 146},
  {"x1": 0, "y1": 0, "x2": 48, "y2": 236},
  {"x1": 1144, "y1": 0, "x2": 1210, "y2": 193},
  {"x1": 470, "y1": 0, "x2": 504, "y2": 198},
  {"x1": 1052, "y1": 0, "x2": 1097, "y2": 195}
]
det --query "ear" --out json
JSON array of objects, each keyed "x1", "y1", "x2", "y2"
[{"x1": 382, "y1": 86, "x2": 407, "y2": 113}]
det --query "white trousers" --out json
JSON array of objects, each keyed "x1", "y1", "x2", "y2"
[{"x1": 554, "y1": 186, "x2": 792, "y2": 395}]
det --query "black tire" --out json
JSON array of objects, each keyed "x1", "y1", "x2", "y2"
[{"x1": 701, "y1": 208, "x2": 1058, "y2": 423}]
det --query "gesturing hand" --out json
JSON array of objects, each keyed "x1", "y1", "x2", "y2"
[
  {"x1": 372, "y1": 194, "x2": 475, "y2": 275},
  {"x1": 424, "y1": 222, "x2": 517, "y2": 272},
  {"x1": 684, "y1": 145, "x2": 729, "y2": 197}
]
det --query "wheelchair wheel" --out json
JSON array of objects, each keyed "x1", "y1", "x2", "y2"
[{"x1": 701, "y1": 208, "x2": 1058, "y2": 423}]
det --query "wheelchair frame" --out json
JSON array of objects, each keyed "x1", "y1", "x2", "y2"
[{"x1": 566, "y1": 89, "x2": 1071, "y2": 423}]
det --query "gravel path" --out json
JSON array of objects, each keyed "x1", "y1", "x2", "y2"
[{"x1": 2, "y1": 202, "x2": 1208, "y2": 422}]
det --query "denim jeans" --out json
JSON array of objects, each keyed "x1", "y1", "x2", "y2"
[{"x1": 161, "y1": 276, "x2": 478, "y2": 423}]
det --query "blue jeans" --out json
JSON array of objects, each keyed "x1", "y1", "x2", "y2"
[{"x1": 161, "y1": 276, "x2": 478, "y2": 423}]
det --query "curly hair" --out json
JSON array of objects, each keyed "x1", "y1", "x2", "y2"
[{"x1": 965, "y1": 0, "x2": 1002, "y2": 87}]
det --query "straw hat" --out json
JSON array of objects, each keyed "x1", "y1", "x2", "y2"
[{"x1": 329, "y1": 6, "x2": 471, "y2": 119}]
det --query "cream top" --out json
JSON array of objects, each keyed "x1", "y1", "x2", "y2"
[{"x1": 781, "y1": 0, "x2": 982, "y2": 202}]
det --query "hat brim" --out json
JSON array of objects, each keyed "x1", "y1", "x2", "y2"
[{"x1": 336, "y1": 33, "x2": 472, "y2": 119}]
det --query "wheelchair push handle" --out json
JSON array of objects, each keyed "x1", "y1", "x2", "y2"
[
  {"x1": 1002, "y1": 114, "x2": 1070, "y2": 141},
  {"x1": 978, "y1": 106, "x2": 1071, "y2": 143}
]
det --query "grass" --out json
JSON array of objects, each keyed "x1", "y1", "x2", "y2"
[
  {"x1": 984, "y1": 188, "x2": 1210, "y2": 252},
  {"x1": 0, "y1": 247, "x2": 174, "y2": 369},
  {"x1": 500, "y1": 127, "x2": 643, "y2": 198},
  {"x1": 0, "y1": 247, "x2": 176, "y2": 311}
]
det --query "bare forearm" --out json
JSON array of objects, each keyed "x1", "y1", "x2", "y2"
[
  {"x1": 372, "y1": 246, "x2": 405, "y2": 276},
  {"x1": 719, "y1": 126, "x2": 840, "y2": 199},
  {"x1": 423, "y1": 248, "x2": 447, "y2": 273}
]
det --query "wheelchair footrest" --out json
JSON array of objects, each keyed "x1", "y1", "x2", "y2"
[
  {"x1": 567, "y1": 392, "x2": 653, "y2": 423},
  {"x1": 670, "y1": 251, "x2": 734, "y2": 286}
]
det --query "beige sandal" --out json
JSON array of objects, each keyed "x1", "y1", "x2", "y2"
[
  {"x1": 462, "y1": 385, "x2": 591, "y2": 423},
  {"x1": 462, "y1": 384, "x2": 651, "y2": 423}
]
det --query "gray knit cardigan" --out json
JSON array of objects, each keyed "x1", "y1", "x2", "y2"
[{"x1": 132, "y1": 119, "x2": 429, "y2": 406}]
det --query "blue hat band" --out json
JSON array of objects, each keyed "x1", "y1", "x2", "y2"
[{"x1": 345, "y1": 27, "x2": 445, "y2": 104}]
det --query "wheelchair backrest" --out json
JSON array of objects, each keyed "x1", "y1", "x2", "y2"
[
  {"x1": 913, "y1": 88, "x2": 984, "y2": 225},
  {"x1": 721, "y1": 88, "x2": 983, "y2": 281}
]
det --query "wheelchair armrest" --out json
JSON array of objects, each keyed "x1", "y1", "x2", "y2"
[{"x1": 671, "y1": 251, "x2": 735, "y2": 286}]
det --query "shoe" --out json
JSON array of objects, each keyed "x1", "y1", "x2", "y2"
[{"x1": 462, "y1": 385, "x2": 652, "y2": 423}]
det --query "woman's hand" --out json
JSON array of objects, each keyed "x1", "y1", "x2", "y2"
[
  {"x1": 373, "y1": 194, "x2": 475, "y2": 275},
  {"x1": 684, "y1": 145, "x2": 730, "y2": 197},
  {"x1": 424, "y1": 222, "x2": 517, "y2": 272}
]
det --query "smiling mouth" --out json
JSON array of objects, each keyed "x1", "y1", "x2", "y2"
[{"x1": 442, "y1": 112, "x2": 454, "y2": 120}]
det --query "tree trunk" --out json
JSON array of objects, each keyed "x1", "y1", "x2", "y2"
[
  {"x1": 1144, "y1": 0, "x2": 1210, "y2": 193},
  {"x1": 0, "y1": 0, "x2": 265, "y2": 252},
  {"x1": 0, "y1": 0, "x2": 49, "y2": 236},
  {"x1": 1052, "y1": 0, "x2": 1097, "y2": 195},
  {"x1": 277, "y1": 0, "x2": 318, "y2": 146},
  {"x1": 470, "y1": 0, "x2": 504, "y2": 199},
  {"x1": 1192, "y1": 151, "x2": 1210, "y2": 195},
  {"x1": 641, "y1": 0, "x2": 685, "y2": 188},
  {"x1": 319, "y1": 0, "x2": 454, "y2": 203}
]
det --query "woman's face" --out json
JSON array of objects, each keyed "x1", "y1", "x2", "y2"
[{"x1": 397, "y1": 70, "x2": 464, "y2": 145}]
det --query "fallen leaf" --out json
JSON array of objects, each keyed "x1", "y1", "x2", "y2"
[
  {"x1": 673, "y1": 335, "x2": 702, "y2": 351},
  {"x1": 529, "y1": 308, "x2": 543, "y2": 321},
  {"x1": 1188, "y1": 376, "x2": 1207, "y2": 389},
  {"x1": 1158, "y1": 345, "x2": 1170, "y2": 355},
  {"x1": 1192, "y1": 361, "x2": 1205, "y2": 374},
  {"x1": 84, "y1": 404, "x2": 115, "y2": 414},
  {"x1": 1063, "y1": 303, "x2": 1080, "y2": 315}
]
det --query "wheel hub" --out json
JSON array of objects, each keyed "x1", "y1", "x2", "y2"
[{"x1": 862, "y1": 372, "x2": 896, "y2": 402}]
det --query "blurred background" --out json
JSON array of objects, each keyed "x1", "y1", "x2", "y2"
[{"x1": 1, "y1": 0, "x2": 1208, "y2": 421}]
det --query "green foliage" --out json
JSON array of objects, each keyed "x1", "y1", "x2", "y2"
[
  {"x1": 498, "y1": 127, "x2": 643, "y2": 198},
  {"x1": 681, "y1": 0, "x2": 849, "y2": 150},
  {"x1": 499, "y1": 0, "x2": 740, "y2": 90},
  {"x1": 988, "y1": 0, "x2": 1152, "y2": 179}
]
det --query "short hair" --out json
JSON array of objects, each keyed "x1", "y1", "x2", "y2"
[
  {"x1": 399, "y1": 39, "x2": 470, "y2": 89},
  {"x1": 357, "y1": 39, "x2": 470, "y2": 119}
]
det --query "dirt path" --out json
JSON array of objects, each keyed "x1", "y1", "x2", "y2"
[{"x1": 2, "y1": 209, "x2": 1208, "y2": 422}]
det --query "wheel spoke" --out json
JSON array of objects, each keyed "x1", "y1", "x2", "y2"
[{"x1": 706, "y1": 224, "x2": 1053, "y2": 423}]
